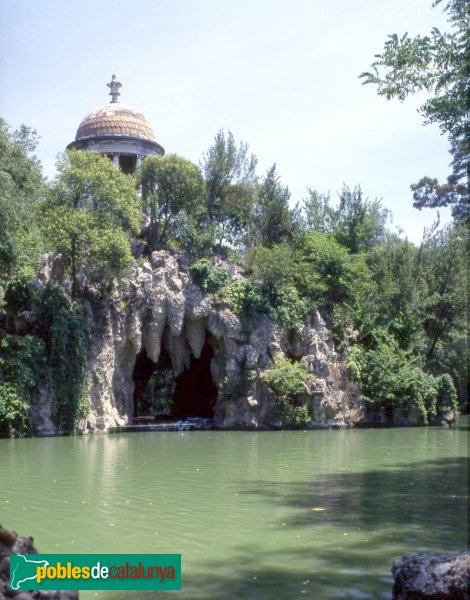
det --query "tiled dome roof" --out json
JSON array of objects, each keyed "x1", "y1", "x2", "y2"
[{"x1": 75, "y1": 103, "x2": 157, "y2": 142}]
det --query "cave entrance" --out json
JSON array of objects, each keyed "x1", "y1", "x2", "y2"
[
  {"x1": 172, "y1": 341, "x2": 218, "y2": 419},
  {"x1": 132, "y1": 339, "x2": 218, "y2": 421},
  {"x1": 133, "y1": 346, "x2": 174, "y2": 419}
]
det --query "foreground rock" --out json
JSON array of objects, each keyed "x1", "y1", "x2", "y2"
[
  {"x1": 392, "y1": 552, "x2": 470, "y2": 599},
  {"x1": 0, "y1": 526, "x2": 78, "y2": 599}
]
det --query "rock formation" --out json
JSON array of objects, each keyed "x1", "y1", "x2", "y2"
[
  {"x1": 392, "y1": 552, "x2": 470, "y2": 599},
  {"x1": 0, "y1": 525, "x2": 78, "y2": 599},
  {"x1": 32, "y1": 250, "x2": 363, "y2": 433}
]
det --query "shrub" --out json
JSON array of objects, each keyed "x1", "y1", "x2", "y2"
[
  {"x1": 262, "y1": 353, "x2": 314, "y2": 425},
  {"x1": 0, "y1": 334, "x2": 47, "y2": 437},
  {"x1": 0, "y1": 334, "x2": 48, "y2": 402},
  {"x1": 347, "y1": 331, "x2": 458, "y2": 423},
  {"x1": 0, "y1": 382, "x2": 31, "y2": 437},
  {"x1": 4, "y1": 275, "x2": 38, "y2": 313},
  {"x1": 190, "y1": 259, "x2": 230, "y2": 293},
  {"x1": 219, "y1": 279, "x2": 270, "y2": 321},
  {"x1": 269, "y1": 285, "x2": 307, "y2": 331}
]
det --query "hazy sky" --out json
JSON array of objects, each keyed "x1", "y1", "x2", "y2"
[{"x1": 0, "y1": 0, "x2": 452, "y2": 243}]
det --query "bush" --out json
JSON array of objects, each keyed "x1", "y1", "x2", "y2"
[
  {"x1": 219, "y1": 279, "x2": 270, "y2": 321},
  {"x1": 0, "y1": 334, "x2": 47, "y2": 438},
  {"x1": 0, "y1": 334, "x2": 48, "y2": 402},
  {"x1": 269, "y1": 285, "x2": 307, "y2": 331},
  {"x1": 263, "y1": 353, "x2": 314, "y2": 425},
  {"x1": 190, "y1": 259, "x2": 230, "y2": 293},
  {"x1": 4, "y1": 275, "x2": 38, "y2": 313},
  {"x1": 0, "y1": 382, "x2": 31, "y2": 437},
  {"x1": 347, "y1": 331, "x2": 458, "y2": 423}
]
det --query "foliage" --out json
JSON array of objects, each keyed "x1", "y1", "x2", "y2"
[
  {"x1": 360, "y1": 0, "x2": 469, "y2": 221},
  {"x1": 4, "y1": 274, "x2": 39, "y2": 313},
  {"x1": 0, "y1": 382, "x2": 31, "y2": 438},
  {"x1": 302, "y1": 189, "x2": 335, "y2": 234},
  {"x1": 0, "y1": 112, "x2": 467, "y2": 429},
  {"x1": 249, "y1": 245, "x2": 306, "y2": 330},
  {"x1": 139, "y1": 154, "x2": 206, "y2": 250},
  {"x1": 333, "y1": 186, "x2": 390, "y2": 254},
  {"x1": 301, "y1": 186, "x2": 389, "y2": 253},
  {"x1": 365, "y1": 234, "x2": 420, "y2": 348},
  {"x1": 49, "y1": 300, "x2": 89, "y2": 432},
  {"x1": 294, "y1": 232, "x2": 368, "y2": 313},
  {"x1": 250, "y1": 164, "x2": 294, "y2": 248},
  {"x1": 0, "y1": 334, "x2": 48, "y2": 437},
  {"x1": 347, "y1": 330, "x2": 458, "y2": 423},
  {"x1": 0, "y1": 119, "x2": 46, "y2": 279},
  {"x1": 0, "y1": 283, "x2": 90, "y2": 435},
  {"x1": 202, "y1": 129, "x2": 257, "y2": 247},
  {"x1": 218, "y1": 279, "x2": 269, "y2": 321},
  {"x1": 41, "y1": 150, "x2": 140, "y2": 296},
  {"x1": 249, "y1": 245, "x2": 295, "y2": 290},
  {"x1": 189, "y1": 259, "x2": 230, "y2": 293},
  {"x1": 141, "y1": 370, "x2": 176, "y2": 415},
  {"x1": 415, "y1": 223, "x2": 466, "y2": 362},
  {"x1": 263, "y1": 353, "x2": 313, "y2": 425},
  {"x1": 268, "y1": 285, "x2": 307, "y2": 331}
]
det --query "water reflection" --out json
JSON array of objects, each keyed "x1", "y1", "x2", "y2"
[{"x1": 0, "y1": 424, "x2": 467, "y2": 599}]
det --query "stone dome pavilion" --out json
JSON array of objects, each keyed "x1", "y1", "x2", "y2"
[{"x1": 67, "y1": 75, "x2": 164, "y2": 173}]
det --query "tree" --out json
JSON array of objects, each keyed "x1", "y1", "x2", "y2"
[
  {"x1": 202, "y1": 129, "x2": 257, "y2": 247},
  {"x1": 250, "y1": 164, "x2": 294, "y2": 248},
  {"x1": 333, "y1": 185, "x2": 390, "y2": 254},
  {"x1": 415, "y1": 223, "x2": 466, "y2": 362},
  {"x1": 300, "y1": 185, "x2": 389, "y2": 253},
  {"x1": 138, "y1": 154, "x2": 205, "y2": 251},
  {"x1": 366, "y1": 234, "x2": 420, "y2": 349},
  {"x1": 360, "y1": 0, "x2": 469, "y2": 222},
  {"x1": 0, "y1": 118, "x2": 46, "y2": 279},
  {"x1": 294, "y1": 232, "x2": 372, "y2": 315},
  {"x1": 302, "y1": 189, "x2": 335, "y2": 234},
  {"x1": 249, "y1": 245, "x2": 306, "y2": 330},
  {"x1": 41, "y1": 150, "x2": 140, "y2": 297}
]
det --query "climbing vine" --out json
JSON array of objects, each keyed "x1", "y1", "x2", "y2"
[
  {"x1": 0, "y1": 283, "x2": 90, "y2": 436},
  {"x1": 48, "y1": 296, "x2": 89, "y2": 432},
  {"x1": 0, "y1": 334, "x2": 47, "y2": 437}
]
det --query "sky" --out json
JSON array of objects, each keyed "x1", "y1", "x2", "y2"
[{"x1": 0, "y1": 0, "x2": 453, "y2": 243}]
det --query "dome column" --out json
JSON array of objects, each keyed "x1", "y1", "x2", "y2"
[{"x1": 66, "y1": 76, "x2": 165, "y2": 173}]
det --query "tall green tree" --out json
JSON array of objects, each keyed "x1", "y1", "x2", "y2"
[
  {"x1": 360, "y1": 0, "x2": 469, "y2": 222},
  {"x1": 302, "y1": 189, "x2": 335, "y2": 234},
  {"x1": 138, "y1": 154, "x2": 205, "y2": 251},
  {"x1": 300, "y1": 185, "x2": 389, "y2": 253},
  {"x1": 250, "y1": 164, "x2": 294, "y2": 248},
  {"x1": 202, "y1": 129, "x2": 257, "y2": 247},
  {"x1": 415, "y1": 223, "x2": 466, "y2": 363},
  {"x1": 333, "y1": 185, "x2": 390, "y2": 254},
  {"x1": 41, "y1": 150, "x2": 140, "y2": 297},
  {"x1": 0, "y1": 118, "x2": 46, "y2": 279},
  {"x1": 366, "y1": 234, "x2": 420, "y2": 348}
]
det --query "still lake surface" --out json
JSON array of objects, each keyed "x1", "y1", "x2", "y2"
[{"x1": 1, "y1": 420, "x2": 468, "y2": 599}]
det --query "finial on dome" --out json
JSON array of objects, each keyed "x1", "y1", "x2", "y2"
[{"x1": 107, "y1": 74, "x2": 122, "y2": 103}]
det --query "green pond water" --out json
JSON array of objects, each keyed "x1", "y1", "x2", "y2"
[{"x1": 1, "y1": 420, "x2": 468, "y2": 599}]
